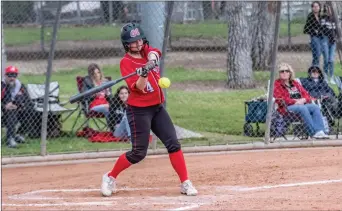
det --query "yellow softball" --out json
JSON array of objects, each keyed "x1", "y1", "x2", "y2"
[{"x1": 158, "y1": 77, "x2": 171, "y2": 88}]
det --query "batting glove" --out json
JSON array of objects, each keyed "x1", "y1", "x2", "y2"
[
  {"x1": 136, "y1": 67, "x2": 149, "y2": 78},
  {"x1": 144, "y1": 60, "x2": 157, "y2": 71}
]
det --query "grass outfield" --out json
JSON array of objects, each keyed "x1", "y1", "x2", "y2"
[
  {"x1": 4, "y1": 21, "x2": 304, "y2": 46},
  {"x1": 2, "y1": 65, "x2": 341, "y2": 156}
]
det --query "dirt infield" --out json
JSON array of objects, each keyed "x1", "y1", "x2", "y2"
[{"x1": 2, "y1": 147, "x2": 342, "y2": 210}]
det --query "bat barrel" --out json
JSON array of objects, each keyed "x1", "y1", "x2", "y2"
[{"x1": 69, "y1": 72, "x2": 137, "y2": 104}]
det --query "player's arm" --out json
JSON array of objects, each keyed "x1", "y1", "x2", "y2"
[
  {"x1": 135, "y1": 63, "x2": 158, "y2": 91},
  {"x1": 120, "y1": 60, "x2": 144, "y2": 93},
  {"x1": 136, "y1": 75, "x2": 148, "y2": 91},
  {"x1": 142, "y1": 44, "x2": 162, "y2": 64},
  {"x1": 120, "y1": 60, "x2": 151, "y2": 92}
]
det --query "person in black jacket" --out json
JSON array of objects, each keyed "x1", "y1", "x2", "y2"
[
  {"x1": 301, "y1": 66, "x2": 336, "y2": 99},
  {"x1": 1, "y1": 66, "x2": 32, "y2": 148},
  {"x1": 107, "y1": 85, "x2": 131, "y2": 140},
  {"x1": 304, "y1": 1, "x2": 323, "y2": 68},
  {"x1": 301, "y1": 66, "x2": 337, "y2": 128},
  {"x1": 321, "y1": 4, "x2": 337, "y2": 84}
]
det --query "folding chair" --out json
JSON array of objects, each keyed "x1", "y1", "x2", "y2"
[
  {"x1": 26, "y1": 81, "x2": 78, "y2": 137},
  {"x1": 70, "y1": 76, "x2": 112, "y2": 134},
  {"x1": 277, "y1": 99, "x2": 309, "y2": 141},
  {"x1": 267, "y1": 80, "x2": 308, "y2": 141}
]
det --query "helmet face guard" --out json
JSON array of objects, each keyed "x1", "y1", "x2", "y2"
[{"x1": 121, "y1": 23, "x2": 149, "y2": 52}]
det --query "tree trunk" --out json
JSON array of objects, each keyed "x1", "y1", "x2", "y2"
[
  {"x1": 227, "y1": 2, "x2": 255, "y2": 89},
  {"x1": 250, "y1": 1, "x2": 277, "y2": 71}
]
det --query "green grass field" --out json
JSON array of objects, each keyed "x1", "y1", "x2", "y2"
[
  {"x1": 4, "y1": 21, "x2": 304, "y2": 46},
  {"x1": 2, "y1": 64, "x2": 341, "y2": 157}
]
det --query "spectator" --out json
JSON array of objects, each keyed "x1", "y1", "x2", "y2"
[
  {"x1": 301, "y1": 66, "x2": 336, "y2": 99},
  {"x1": 1, "y1": 66, "x2": 32, "y2": 148},
  {"x1": 108, "y1": 85, "x2": 131, "y2": 140},
  {"x1": 273, "y1": 63, "x2": 328, "y2": 139},
  {"x1": 321, "y1": 3, "x2": 337, "y2": 84},
  {"x1": 82, "y1": 63, "x2": 112, "y2": 120},
  {"x1": 304, "y1": 1, "x2": 323, "y2": 68},
  {"x1": 301, "y1": 66, "x2": 337, "y2": 128}
]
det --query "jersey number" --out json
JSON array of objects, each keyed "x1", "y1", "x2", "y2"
[{"x1": 146, "y1": 82, "x2": 154, "y2": 93}]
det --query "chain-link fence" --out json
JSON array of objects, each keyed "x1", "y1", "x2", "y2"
[{"x1": 2, "y1": 1, "x2": 342, "y2": 158}]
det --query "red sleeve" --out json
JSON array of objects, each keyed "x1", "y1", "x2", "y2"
[
  {"x1": 273, "y1": 81, "x2": 296, "y2": 106},
  {"x1": 120, "y1": 59, "x2": 144, "y2": 93},
  {"x1": 141, "y1": 44, "x2": 162, "y2": 60}
]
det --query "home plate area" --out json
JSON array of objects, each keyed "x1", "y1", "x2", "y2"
[
  {"x1": 4, "y1": 179, "x2": 342, "y2": 211},
  {"x1": 4, "y1": 186, "x2": 215, "y2": 210},
  {"x1": 4, "y1": 186, "x2": 223, "y2": 210}
]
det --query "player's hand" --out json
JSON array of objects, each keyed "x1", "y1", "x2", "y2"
[
  {"x1": 144, "y1": 60, "x2": 157, "y2": 71},
  {"x1": 136, "y1": 67, "x2": 149, "y2": 78}
]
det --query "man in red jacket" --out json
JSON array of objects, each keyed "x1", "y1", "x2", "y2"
[{"x1": 100, "y1": 23, "x2": 198, "y2": 197}]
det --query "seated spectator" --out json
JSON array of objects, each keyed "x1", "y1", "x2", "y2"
[
  {"x1": 301, "y1": 66, "x2": 336, "y2": 99},
  {"x1": 1, "y1": 66, "x2": 32, "y2": 148},
  {"x1": 301, "y1": 66, "x2": 337, "y2": 126},
  {"x1": 82, "y1": 63, "x2": 112, "y2": 119},
  {"x1": 273, "y1": 63, "x2": 328, "y2": 139},
  {"x1": 108, "y1": 85, "x2": 131, "y2": 140}
]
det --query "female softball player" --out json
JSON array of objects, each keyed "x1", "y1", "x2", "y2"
[{"x1": 101, "y1": 23, "x2": 198, "y2": 197}]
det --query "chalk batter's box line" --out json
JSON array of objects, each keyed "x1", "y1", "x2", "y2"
[{"x1": 4, "y1": 179, "x2": 342, "y2": 210}]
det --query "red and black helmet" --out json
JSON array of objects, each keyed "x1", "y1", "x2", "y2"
[{"x1": 120, "y1": 23, "x2": 148, "y2": 52}]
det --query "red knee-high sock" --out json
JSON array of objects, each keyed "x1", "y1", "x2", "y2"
[
  {"x1": 108, "y1": 153, "x2": 132, "y2": 179},
  {"x1": 169, "y1": 150, "x2": 188, "y2": 183}
]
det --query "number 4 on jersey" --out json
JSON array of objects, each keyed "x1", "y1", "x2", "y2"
[{"x1": 146, "y1": 81, "x2": 154, "y2": 93}]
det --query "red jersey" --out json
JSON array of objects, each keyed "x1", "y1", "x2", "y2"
[
  {"x1": 89, "y1": 92, "x2": 108, "y2": 109},
  {"x1": 120, "y1": 44, "x2": 164, "y2": 107},
  {"x1": 89, "y1": 81, "x2": 109, "y2": 109}
]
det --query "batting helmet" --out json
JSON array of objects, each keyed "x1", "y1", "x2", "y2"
[
  {"x1": 120, "y1": 23, "x2": 148, "y2": 52},
  {"x1": 5, "y1": 66, "x2": 19, "y2": 74}
]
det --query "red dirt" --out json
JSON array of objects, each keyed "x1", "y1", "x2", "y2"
[{"x1": 2, "y1": 147, "x2": 342, "y2": 210}]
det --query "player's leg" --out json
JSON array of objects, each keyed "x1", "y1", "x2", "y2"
[
  {"x1": 101, "y1": 105, "x2": 153, "y2": 196},
  {"x1": 151, "y1": 105, "x2": 198, "y2": 196}
]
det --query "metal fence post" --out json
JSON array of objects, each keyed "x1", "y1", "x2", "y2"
[
  {"x1": 1, "y1": 16, "x2": 7, "y2": 79},
  {"x1": 141, "y1": 2, "x2": 165, "y2": 51},
  {"x1": 141, "y1": 2, "x2": 166, "y2": 151},
  {"x1": 109, "y1": 2, "x2": 113, "y2": 25},
  {"x1": 264, "y1": 1, "x2": 282, "y2": 145},
  {"x1": 159, "y1": 1, "x2": 174, "y2": 109},
  {"x1": 39, "y1": 2, "x2": 46, "y2": 53},
  {"x1": 77, "y1": 1, "x2": 82, "y2": 25},
  {"x1": 287, "y1": 1, "x2": 291, "y2": 47},
  {"x1": 40, "y1": 1, "x2": 62, "y2": 156}
]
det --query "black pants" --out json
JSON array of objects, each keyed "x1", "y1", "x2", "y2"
[
  {"x1": 3, "y1": 109, "x2": 28, "y2": 141},
  {"x1": 125, "y1": 104, "x2": 180, "y2": 164},
  {"x1": 321, "y1": 97, "x2": 338, "y2": 126}
]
